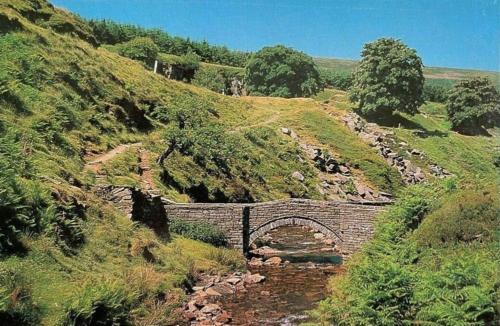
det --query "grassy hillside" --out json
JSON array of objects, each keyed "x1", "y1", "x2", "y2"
[{"x1": 1, "y1": 1, "x2": 498, "y2": 325}]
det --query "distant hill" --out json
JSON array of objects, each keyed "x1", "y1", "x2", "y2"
[{"x1": 314, "y1": 57, "x2": 500, "y2": 87}]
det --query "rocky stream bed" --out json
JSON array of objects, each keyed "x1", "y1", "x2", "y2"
[{"x1": 181, "y1": 226, "x2": 344, "y2": 325}]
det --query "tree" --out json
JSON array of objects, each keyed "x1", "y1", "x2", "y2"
[
  {"x1": 117, "y1": 37, "x2": 159, "y2": 67},
  {"x1": 244, "y1": 45, "x2": 321, "y2": 98},
  {"x1": 349, "y1": 38, "x2": 424, "y2": 116},
  {"x1": 446, "y1": 77, "x2": 500, "y2": 134}
]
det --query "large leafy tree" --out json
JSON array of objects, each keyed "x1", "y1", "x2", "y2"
[
  {"x1": 244, "y1": 45, "x2": 321, "y2": 98},
  {"x1": 446, "y1": 77, "x2": 500, "y2": 134},
  {"x1": 350, "y1": 38, "x2": 424, "y2": 116}
]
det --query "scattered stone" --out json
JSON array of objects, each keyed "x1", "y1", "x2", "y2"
[
  {"x1": 281, "y1": 127, "x2": 291, "y2": 135},
  {"x1": 205, "y1": 287, "x2": 222, "y2": 297},
  {"x1": 260, "y1": 290, "x2": 271, "y2": 296},
  {"x1": 292, "y1": 171, "x2": 305, "y2": 182},
  {"x1": 248, "y1": 257, "x2": 264, "y2": 267},
  {"x1": 226, "y1": 277, "x2": 241, "y2": 285},
  {"x1": 264, "y1": 256, "x2": 282, "y2": 266},
  {"x1": 200, "y1": 303, "x2": 221, "y2": 314},
  {"x1": 245, "y1": 273, "x2": 266, "y2": 284},
  {"x1": 323, "y1": 238, "x2": 334, "y2": 245}
]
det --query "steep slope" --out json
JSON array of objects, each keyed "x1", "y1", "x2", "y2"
[{"x1": 1, "y1": 1, "x2": 498, "y2": 325}]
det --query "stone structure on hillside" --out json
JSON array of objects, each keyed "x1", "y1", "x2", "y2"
[
  {"x1": 95, "y1": 185, "x2": 389, "y2": 257},
  {"x1": 342, "y1": 113, "x2": 452, "y2": 183}
]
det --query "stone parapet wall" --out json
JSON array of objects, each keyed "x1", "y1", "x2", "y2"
[{"x1": 95, "y1": 186, "x2": 388, "y2": 256}]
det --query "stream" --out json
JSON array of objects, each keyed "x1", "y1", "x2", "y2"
[{"x1": 220, "y1": 225, "x2": 344, "y2": 325}]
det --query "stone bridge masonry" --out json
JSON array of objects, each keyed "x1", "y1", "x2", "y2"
[{"x1": 95, "y1": 186, "x2": 389, "y2": 256}]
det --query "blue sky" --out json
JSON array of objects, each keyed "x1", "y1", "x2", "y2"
[{"x1": 50, "y1": 0, "x2": 499, "y2": 71}]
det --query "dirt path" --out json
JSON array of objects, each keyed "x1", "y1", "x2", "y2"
[
  {"x1": 84, "y1": 143, "x2": 142, "y2": 173},
  {"x1": 138, "y1": 149, "x2": 157, "y2": 192},
  {"x1": 231, "y1": 113, "x2": 280, "y2": 133}
]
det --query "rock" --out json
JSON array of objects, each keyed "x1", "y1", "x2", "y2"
[
  {"x1": 211, "y1": 283, "x2": 233, "y2": 295},
  {"x1": 183, "y1": 310, "x2": 197, "y2": 320},
  {"x1": 339, "y1": 165, "x2": 350, "y2": 174},
  {"x1": 281, "y1": 127, "x2": 291, "y2": 135},
  {"x1": 260, "y1": 290, "x2": 270, "y2": 296},
  {"x1": 264, "y1": 256, "x2": 282, "y2": 266},
  {"x1": 192, "y1": 286, "x2": 204, "y2": 292},
  {"x1": 205, "y1": 287, "x2": 222, "y2": 297},
  {"x1": 215, "y1": 310, "x2": 232, "y2": 323},
  {"x1": 200, "y1": 303, "x2": 221, "y2": 314},
  {"x1": 245, "y1": 273, "x2": 266, "y2": 284},
  {"x1": 313, "y1": 233, "x2": 325, "y2": 239},
  {"x1": 292, "y1": 171, "x2": 305, "y2": 182},
  {"x1": 410, "y1": 149, "x2": 421, "y2": 155},
  {"x1": 226, "y1": 277, "x2": 241, "y2": 285},
  {"x1": 250, "y1": 246, "x2": 282, "y2": 256},
  {"x1": 248, "y1": 257, "x2": 264, "y2": 267}
]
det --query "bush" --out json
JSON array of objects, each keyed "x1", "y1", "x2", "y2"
[
  {"x1": 423, "y1": 81, "x2": 450, "y2": 103},
  {"x1": 245, "y1": 45, "x2": 322, "y2": 98},
  {"x1": 415, "y1": 190, "x2": 499, "y2": 247},
  {"x1": 64, "y1": 280, "x2": 136, "y2": 326},
  {"x1": 319, "y1": 69, "x2": 353, "y2": 91},
  {"x1": 350, "y1": 38, "x2": 424, "y2": 116},
  {"x1": 446, "y1": 77, "x2": 500, "y2": 134},
  {"x1": 169, "y1": 219, "x2": 227, "y2": 247},
  {"x1": 192, "y1": 64, "x2": 244, "y2": 93},
  {"x1": 118, "y1": 37, "x2": 159, "y2": 67},
  {"x1": 0, "y1": 266, "x2": 41, "y2": 325}
]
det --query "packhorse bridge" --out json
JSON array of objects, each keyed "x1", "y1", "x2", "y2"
[{"x1": 96, "y1": 186, "x2": 389, "y2": 256}]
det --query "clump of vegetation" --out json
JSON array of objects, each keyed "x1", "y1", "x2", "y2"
[
  {"x1": 310, "y1": 184, "x2": 500, "y2": 325},
  {"x1": 64, "y1": 280, "x2": 135, "y2": 326},
  {"x1": 192, "y1": 63, "x2": 245, "y2": 94},
  {"x1": 423, "y1": 80, "x2": 452, "y2": 103},
  {"x1": 414, "y1": 189, "x2": 499, "y2": 247},
  {"x1": 117, "y1": 36, "x2": 159, "y2": 67},
  {"x1": 245, "y1": 45, "x2": 322, "y2": 98},
  {"x1": 169, "y1": 219, "x2": 227, "y2": 247},
  {"x1": 349, "y1": 38, "x2": 424, "y2": 116},
  {"x1": 320, "y1": 69, "x2": 353, "y2": 91},
  {"x1": 0, "y1": 265, "x2": 41, "y2": 325},
  {"x1": 446, "y1": 77, "x2": 500, "y2": 134},
  {"x1": 88, "y1": 19, "x2": 250, "y2": 67}
]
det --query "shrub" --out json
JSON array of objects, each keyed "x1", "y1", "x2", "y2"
[
  {"x1": 118, "y1": 37, "x2": 159, "y2": 67},
  {"x1": 245, "y1": 45, "x2": 322, "y2": 98},
  {"x1": 423, "y1": 81, "x2": 450, "y2": 103},
  {"x1": 319, "y1": 69, "x2": 353, "y2": 91},
  {"x1": 169, "y1": 219, "x2": 227, "y2": 247},
  {"x1": 64, "y1": 280, "x2": 136, "y2": 326},
  {"x1": 0, "y1": 266, "x2": 41, "y2": 325},
  {"x1": 446, "y1": 77, "x2": 500, "y2": 134},
  {"x1": 350, "y1": 38, "x2": 424, "y2": 116},
  {"x1": 415, "y1": 190, "x2": 499, "y2": 247}
]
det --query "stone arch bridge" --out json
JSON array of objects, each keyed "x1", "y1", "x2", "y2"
[{"x1": 96, "y1": 186, "x2": 389, "y2": 256}]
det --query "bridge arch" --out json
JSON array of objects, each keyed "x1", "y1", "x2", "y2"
[{"x1": 248, "y1": 216, "x2": 343, "y2": 248}]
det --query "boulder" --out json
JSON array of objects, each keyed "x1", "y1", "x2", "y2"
[
  {"x1": 292, "y1": 171, "x2": 305, "y2": 182},
  {"x1": 248, "y1": 257, "x2": 264, "y2": 267},
  {"x1": 264, "y1": 256, "x2": 282, "y2": 266},
  {"x1": 200, "y1": 303, "x2": 221, "y2": 314},
  {"x1": 245, "y1": 273, "x2": 266, "y2": 284},
  {"x1": 205, "y1": 287, "x2": 222, "y2": 297}
]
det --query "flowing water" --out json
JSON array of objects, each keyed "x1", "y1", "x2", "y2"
[{"x1": 221, "y1": 226, "x2": 344, "y2": 325}]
